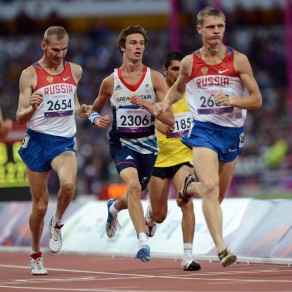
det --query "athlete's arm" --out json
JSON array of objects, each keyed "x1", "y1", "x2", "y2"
[
  {"x1": 16, "y1": 66, "x2": 42, "y2": 125},
  {"x1": 215, "y1": 52, "x2": 262, "y2": 110},
  {"x1": 156, "y1": 121, "x2": 174, "y2": 135},
  {"x1": 70, "y1": 62, "x2": 90, "y2": 119},
  {"x1": 150, "y1": 70, "x2": 175, "y2": 127},
  {"x1": 154, "y1": 55, "x2": 192, "y2": 115},
  {"x1": 232, "y1": 52, "x2": 262, "y2": 110},
  {"x1": 89, "y1": 74, "x2": 113, "y2": 128}
]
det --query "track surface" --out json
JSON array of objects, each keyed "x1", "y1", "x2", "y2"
[{"x1": 0, "y1": 251, "x2": 291, "y2": 292}]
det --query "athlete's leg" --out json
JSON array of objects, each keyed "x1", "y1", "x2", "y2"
[
  {"x1": 115, "y1": 167, "x2": 145, "y2": 233},
  {"x1": 172, "y1": 164, "x2": 201, "y2": 271},
  {"x1": 26, "y1": 167, "x2": 49, "y2": 252},
  {"x1": 192, "y1": 147, "x2": 226, "y2": 254},
  {"x1": 147, "y1": 175, "x2": 169, "y2": 223},
  {"x1": 172, "y1": 165, "x2": 195, "y2": 244},
  {"x1": 51, "y1": 151, "x2": 77, "y2": 220},
  {"x1": 218, "y1": 159, "x2": 238, "y2": 203}
]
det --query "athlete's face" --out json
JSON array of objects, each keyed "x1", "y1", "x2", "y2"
[
  {"x1": 42, "y1": 36, "x2": 69, "y2": 65},
  {"x1": 122, "y1": 33, "x2": 145, "y2": 61},
  {"x1": 163, "y1": 60, "x2": 181, "y2": 87},
  {"x1": 197, "y1": 15, "x2": 225, "y2": 48}
]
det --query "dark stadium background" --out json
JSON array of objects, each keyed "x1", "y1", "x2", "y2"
[{"x1": 0, "y1": 0, "x2": 290, "y2": 201}]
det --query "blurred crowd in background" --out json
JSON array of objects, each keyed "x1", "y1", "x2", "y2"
[{"x1": 0, "y1": 0, "x2": 290, "y2": 198}]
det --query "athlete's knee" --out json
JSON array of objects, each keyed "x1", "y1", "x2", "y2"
[
  {"x1": 32, "y1": 201, "x2": 48, "y2": 219},
  {"x1": 127, "y1": 179, "x2": 142, "y2": 195},
  {"x1": 152, "y1": 211, "x2": 167, "y2": 224},
  {"x1": 202, "y1": 180, "x2": 219, "y2": 200},
  {"x1": 181, "y1": 200, "x2": 194, "y2": 213},
  {"x1": 59, "y1": 181, "x2": 75, "y2": 196}
]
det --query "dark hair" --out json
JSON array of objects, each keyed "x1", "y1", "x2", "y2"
[
  {"x1": 163, "y1": 51, "x2": 183, "y2": 69},
  {"x1": 43, "y1": 26, "x2": 68, "y2": 43},
  {"x1": 117, "y1": 25, "x2": 148, "y2": 53},
  {"x1": 197, "y1": 7, "x2": 226, "y2": 26}
]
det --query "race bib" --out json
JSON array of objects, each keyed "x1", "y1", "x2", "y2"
[
  {"x1": 116, "y1": 107, "x2": 152, "y2": 133},
  {"x1": 167, "y1": 111, "x2": 192, "y2": 138},
  {"x1": 195, "y1": 87, "x2": 233, "y2": 114},
  {"x1": 44, "y1": 95, "x2": 74, "y2": 117}
]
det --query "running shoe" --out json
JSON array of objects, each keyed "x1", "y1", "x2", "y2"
[
  {"x1": 48, "y1": 217, "x2": 64, "y2": 253},
  {"x1": 30, "y1": 252, "x2": 47, "y2": 275},
  {"x1": 105, "y1": 199, "x2": 120, "y2": 238},
  {"x1": 218, "y1": 247, "x2": 237, "y2": 267},
  {"x1": 177, "y1": 174, "x2": 197, "y2": 207},
  {"x1": 181, "y1": 255, "x2": 201, "y2": 271},
  {"x1": 144, "y1": 202, "x2": 157, "y2": 237},
  {"x1": 136, "y1": 244, "x2": 150, "y2": 262}
]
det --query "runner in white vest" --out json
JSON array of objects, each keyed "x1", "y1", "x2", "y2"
[{"x1": 88, "y1": 25, "x2": 174, "y2": 262}]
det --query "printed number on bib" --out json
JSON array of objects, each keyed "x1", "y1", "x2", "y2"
[
  {"x1": 44, "y1": 96, "x2": 73, "y2": 117},
  {"x1": 117, "y1": 107, "x2": 152, "y2": 133},
  {"x1": 195, "y1": 87, "x2": 233, "y2": 115},
  {"x1": 167, "y1": 111, "x2": 192, "y2": 138}
]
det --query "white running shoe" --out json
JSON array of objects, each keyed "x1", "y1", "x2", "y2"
[
  {"x1": 49, "y1": 217, "x2": 63, "y2": 253},
  {"x1": 144, "y1": 202, "x2": 157, "y2": 237},
  {"x1": 181, "y1": 255, "x2": 201, "y2": 271},
  {"x1": 105, "y1": 199, "x2": 120, "y2": 238},
  {"x1": 30, "y1": 252, "x2": 47, "y2": 275}
]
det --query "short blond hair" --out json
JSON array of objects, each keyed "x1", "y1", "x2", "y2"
[
  {"x1": 43, "y1": 26, "x2": 68, "y2": 44},
  {"x1": 197, "y1": 7, "x2": 226, "y2": 26}
]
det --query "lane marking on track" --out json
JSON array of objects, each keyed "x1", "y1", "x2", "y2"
[{"x1": 1, "y1": 264, "x2": 292, "y2": 284}]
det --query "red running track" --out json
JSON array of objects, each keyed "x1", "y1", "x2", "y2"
[{"x1": 0, "y1": 251, "x2": 291, "y2": 292}]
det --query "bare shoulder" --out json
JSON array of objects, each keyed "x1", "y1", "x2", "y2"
[
  {"x1": 234, "y1": 50, "x2": 249, "y2": 63},
  {"x1": 150, "y1": 68, "x2": 165, "y2": 83},
  {"x1": 102, "y1": 73, "x2": 114, "y2": 86},
  {"x1": 150, "y1": 68, "x2": 164, "y2": 78},
  {"x1": 183, "y1": 53, "x2": 193, "y2": 63},
  {"x1": 233, "y1": 50, "x2": 252, "y2": 73},
  {"x1": 20, "y1": 65, "x2": 35, "y2": 79},
  {"x1": 180, "y1": 54, "x2": 194, "y2": 79},
  {"x1": 181, "y1": 54, "x2": 193, "y2": 73},
  {"x1": 101, "y1": 73, "x2": 115, "y2": 95},
  {"x1": 69, "y1": 62, "x2": 83, "y2": 82},
  {"x1": 19, "y1": 65, "x2": 36, "y2": 87}
]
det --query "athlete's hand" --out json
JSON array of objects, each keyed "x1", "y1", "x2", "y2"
[
  {"x1": 157, "y1": 122, "x2": 174, "y2": 135},
  {"x1": 212, "y1": 92, "x2": 231, "y2": 106},
  {"x1": 153, "y1": 102, "x2": 162, "y2": 116},
  {"x1": 30, "y1": 93, "x2": 43, "y2": 111},
  {"x1": 94, "y1": 114, "x2": 110, "y2": 129},
  {"x1": 128, "y1": 95, "x2": 145, "y2": 107},
  {"x1": 77, "y1": 104, "x2": 92, "y2": 118},
  {"x1": 153, "y1": 101, "x2": 170, "y2": 116}
]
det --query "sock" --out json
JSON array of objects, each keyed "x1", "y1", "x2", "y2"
[
  {"x1": 52, "y1": 216, "x2": 62, "y2": 226},
  {"x1": 183, "y1": 243, "x2": 193, "y2": 257},
  {"x1": 31, "y1": 251, "x2": 42, "y2": 259},
  {"x1": 109, "y1": 202, "x2": 119, "y2": 216},
  {"x1": 138, "y1": 232, "x2": 148, "y2": 247}
]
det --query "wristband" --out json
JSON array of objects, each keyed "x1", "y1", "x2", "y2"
[{"x1": 88, "y1": 111, "x2": 100, "y2": 125}]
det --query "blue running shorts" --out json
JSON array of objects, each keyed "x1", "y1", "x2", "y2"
[
  {"x1": 181, "y1": 121, "x2": 244, "y2": 163},
  {"x1": 18, "y1": 129, "x2": 76, "y2": 172},
  {"x1": 110, "y1": 144, "x2": 157, "y2": 191}
]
